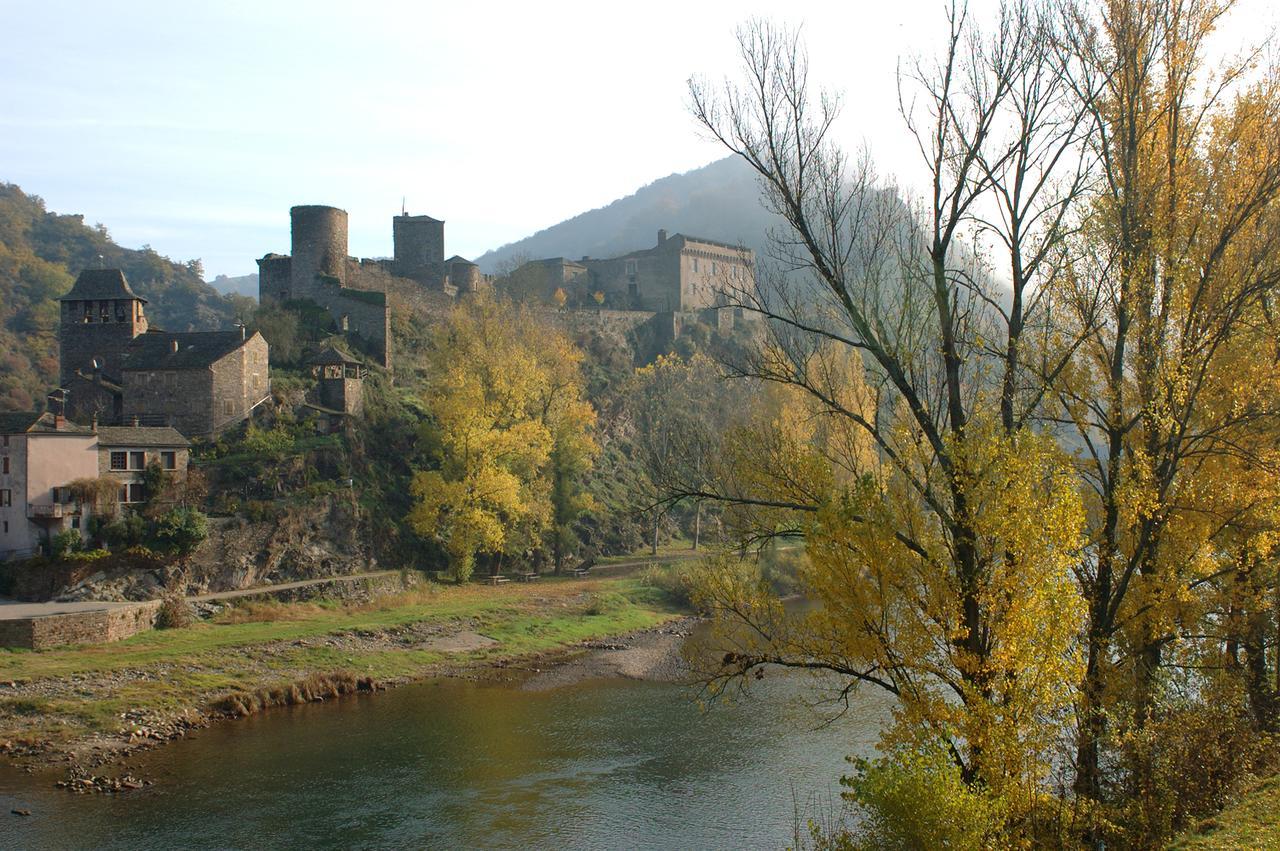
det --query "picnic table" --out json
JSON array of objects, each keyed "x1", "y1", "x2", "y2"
[
  {"x1": 487, "y1": 574, "x2": 511, "y2": 586},
  {"x1": 516, "y1": 572, "x2": 540, "y2": 582}
]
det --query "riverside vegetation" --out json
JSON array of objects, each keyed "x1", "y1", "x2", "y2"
[{"x1": 660, "y1": 2, "x2": 1280, "y2": 848}]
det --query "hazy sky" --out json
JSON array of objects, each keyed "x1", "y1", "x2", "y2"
[{"x1": 3, "y1": 0, "x2": 1276, "y2": 279}]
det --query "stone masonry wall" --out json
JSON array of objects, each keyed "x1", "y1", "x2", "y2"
[{"x1": 0, "y1": 600, "x2": 161, "y2": 650}]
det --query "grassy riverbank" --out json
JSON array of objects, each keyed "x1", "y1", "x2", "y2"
[
  {"x1": 1170, "y1": 773, "x2": 1280, "y2": 849},
  {"x1": 0, "y1": 573, "x2": 690, "y2": 770}
]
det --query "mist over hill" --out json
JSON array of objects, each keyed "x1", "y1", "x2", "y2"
[
  {"x1": 208, "y1": 272, "x2": 259, "y2": 298},
  {"x1": 474, "y1": 157, "x2": 779, "y2": 273}
]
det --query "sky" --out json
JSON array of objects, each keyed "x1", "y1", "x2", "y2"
[{"x1": 3, "y1": 0, "x2": 1276, "y2": 279}]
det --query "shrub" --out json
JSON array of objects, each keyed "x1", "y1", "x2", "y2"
[
  {"x1": 103, "y1": 513, "x2": 147, "y2": 549},
  {"x1": 155, "y1": 594, "x2": 195, "y2": 629},
  {"x1": 150, "y1": 506, "x2": 209, "y2": 555},
  {"x1": 50, "y1": 528, "x2": 82, "y2": 559},
  {"x1": 837, "y1": 745, "x2": 1007, "y2": 851},
  {"x1": 759, "y1": 543, "x2": 807, "y2": 597},
  {"x1": 639, "y1": 562, "x2": 694, "y2": 608}
]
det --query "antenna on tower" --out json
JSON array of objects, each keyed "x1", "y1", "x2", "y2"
[{"x1": 401, "y1": 196, "x2": 406, "y2": 216}]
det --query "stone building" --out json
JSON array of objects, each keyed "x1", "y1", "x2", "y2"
[
  {"x1": 257, "y1": 205, "x2": 393, "y2": 366},
  {"x1": 0, "y1": 410, "x2": 97, "y2": 560},
  {"x1": 311, "y1": 345, "x2": 366, "y2": 414},
  {"x1": 0, "y1": 411, "x2": 193, "y2": 560},
  {"x1": 96, "y1": 425, "x2": 190, "y2": 506},
  {"x1": 59, "y1": 268, "x2": 271, "y2": 438},
  {"x1": 119, "y1": 329, "x2": 270, "y2": 438},
  {"x1": 257, "y1": 205, "x2": 498, "y2": 370},
  {"x1": 515, "y1": 230, "x2": 755, "y2": 315}
]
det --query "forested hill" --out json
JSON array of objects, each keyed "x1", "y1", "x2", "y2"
[
  {"x1": 473, "y1": 157, "x2": 779, "y2": 273},
  {"x1": 0, "y1": 183, "x2": 244, "y2": 411}
]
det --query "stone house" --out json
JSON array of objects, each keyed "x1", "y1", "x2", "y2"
[
  {"x1": 0, "y1": 411, "x2": 98, "y2": 560},
  {"x1": 59, "y1": 268, "x2": 271, "y2": 438},
  {"x1": 119, "y1": 329, "x2": 270, "y2": 438},
  {"x1": 96, "y1": 426, "x2": 190, "y2": 506}
]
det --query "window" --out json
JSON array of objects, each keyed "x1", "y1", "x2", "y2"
[
  {"x1": 118, "y1": 484, "x2": 129, "y2": 503},
  {"x1": 130, "y1": 451, "x2": 145, "y2": 470},
  {"x1": 110, "y1": 451, "x2": 128, "y2": 471},
  {"x1": 71, "y1": 516, "x2": 81, "y2": 530},
  {"x1": 692, "y1": 257, "x2": 699, "y2": 273},
  {"x1": 128, "y1": 482, "x2": 145, "y2": 503},
  {"x1": 2, "y1": 435, "x2": 8, "y2": 447},
  {"x1": 1, "y1": 457, "x2": 7, "y2": 474},
  {"x1": 2, "y1": 521, "x2": 7, "y2": 534},
  {"x1": 0, "y1": 489, "x2": 10, "y2": 507},
  {"x1": 223, "y1": 400, "x2": 235, "y2": 416},
  {"x1": 161, "y1": 451, "x2": 176, "y2": 470}
]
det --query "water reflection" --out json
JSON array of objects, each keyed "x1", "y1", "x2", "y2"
[{"x1": 2, "y1": 660, "x2": 890, "y2": 849}]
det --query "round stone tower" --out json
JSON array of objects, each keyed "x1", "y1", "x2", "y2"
[{"x1": 290, "y1": 205, "x2": 348, "y2": 299}]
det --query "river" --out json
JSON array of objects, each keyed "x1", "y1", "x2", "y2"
[{"x1": 1, "y1": 636, "x2": 891, "y2": 849}]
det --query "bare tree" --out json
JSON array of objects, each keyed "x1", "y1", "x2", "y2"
[{"x1": 684, "y1": 3, "x2": 1095, "y2": 785}]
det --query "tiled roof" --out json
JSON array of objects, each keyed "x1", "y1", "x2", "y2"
[
  {"x1": 121, "y1": 330, "x2": 248, "y2": 371},
  {"x1": 0, "y1": 412, "x2": 95, "y2": 435},
  {"x1": 94, "y1": 426, "x2": 190, "y2": 448},
  {"x1": 60, "y1": 269, "x2": 147, "y2": 303},
  {"x1": 310, "y1": 344, "x2": 362, "y2": 366}
]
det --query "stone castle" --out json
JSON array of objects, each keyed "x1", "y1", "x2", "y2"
[
  {"x1": 257, "y1": 205, "x2": 494, "y2": 369},
  {"x1": 257, "y1": 204, "x2": 756, "y2": 370},
  {"x1": 58, "y1": 269, "x2": 270, "y2": 438}
]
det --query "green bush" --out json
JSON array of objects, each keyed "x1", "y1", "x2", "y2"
[
  {"x1": 102, "y1": 513, "x2": 147, "y2": 549},
  {"x1": 150, "y1": 507, "x2": 209, "y2": 555},
  {"x1": 50, "y1": 529, "x2": 82, "y2": 559},
  {"x1": 837, "y1": 744, "x2": 1007, "y2": 851},
  {"x1": 639, "y1": 562, "x2": 694, "y2": 608},
  {"x1": 759, "y1": 543, "x2": 807, "y2": 597}
]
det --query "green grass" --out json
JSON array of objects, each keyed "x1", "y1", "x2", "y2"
[
  {"x1": 1170, "y1": 773, "x2": 1280, "y2": 849},
  {"x1": 0, "y1": 574, "x2": 688, "y2": 749}
]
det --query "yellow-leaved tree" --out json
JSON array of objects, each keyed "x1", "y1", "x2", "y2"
[{"x1": 407, "y1": 295, "x2": 595, "y2": 581}]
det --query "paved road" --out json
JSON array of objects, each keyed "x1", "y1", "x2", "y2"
[
  {"x1": 0, "y1": 570, "x2": 401, "y2": 620},
  {"x1": 0, "y1": 598, "x2": 140, "y2": 620}
]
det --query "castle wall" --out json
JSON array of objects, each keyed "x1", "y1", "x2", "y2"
[
  {"x1": 257, "y1": 254, "x2": 293, "y2": 303},
  {"x1": 290, "y1": 206, "x2": 348, "y2": 301},
  {"x1": 314, "y1": 285, "x2": 391, "y2": 368}
]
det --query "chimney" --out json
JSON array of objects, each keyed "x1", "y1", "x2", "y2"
[
  {"x1": 170, "y1": 339, "x2": 179, "y2": 354},
  {"x1": 658, "y1": 229, "x2": 668, "y2": 245},
  {"x1": 46, "y1": 389, "x2": 68, "y2": 429},
  {"x1": 132, "y1": 415, "x2": 140, "y2": 427},
  {"x1": 236, "y1": 322, "x2": 246, "y2": 340},
  {"x1": 91, "y1": 412, "x2": 98, "y2": 432}
]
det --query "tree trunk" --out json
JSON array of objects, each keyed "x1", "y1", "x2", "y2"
[
  {"x1": 652, "y1": 512, "x2": 661, "y2": 556},
  {"x1": 692, "y1": 503, "x2": 701, "y2": 551}
]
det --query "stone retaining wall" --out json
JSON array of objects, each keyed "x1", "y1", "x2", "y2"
[{"x1": 0, "y1": 600, "x2": 162, "y2": 650}]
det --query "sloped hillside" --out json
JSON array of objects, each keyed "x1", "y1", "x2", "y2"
[
  {"x1": 473, "y1": 156, "x2": 776, "y2": 273},
  {"x1": 0, "y1": 183, "x2": 242, "y2": 410}
]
